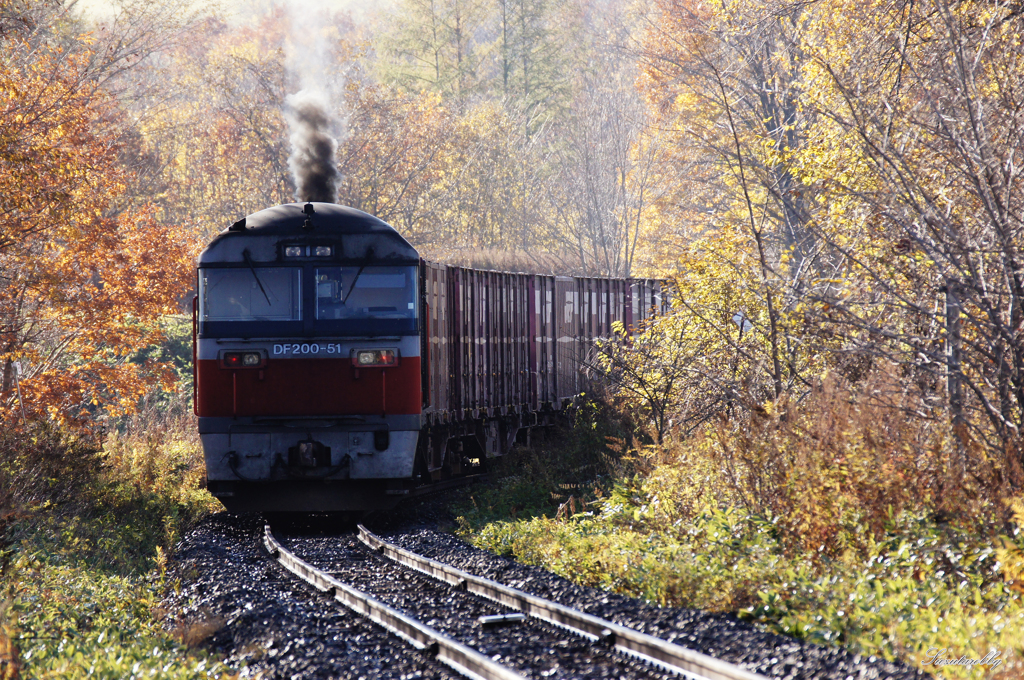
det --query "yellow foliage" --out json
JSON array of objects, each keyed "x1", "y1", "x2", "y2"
[{"x1": 997, "y1": 499, "x2": 1024, "y2": 594}]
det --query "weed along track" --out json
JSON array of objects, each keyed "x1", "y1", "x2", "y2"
[{"x1": 268, "y1": 524, "x2": 765, "y2": 680}]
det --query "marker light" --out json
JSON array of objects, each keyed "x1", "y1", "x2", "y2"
[
  {"x1": 314, "y1": 245, "x2": 333, "y2": 256},
  {"x1": 222, "y1": 351, "x2": 264, "y2": 368},
  {"x1": 284, "y1": 246, "x2": 303, "y2": 257},
  {"x1": 353, "y1": 349, "x2": 397, "y2": 366}
]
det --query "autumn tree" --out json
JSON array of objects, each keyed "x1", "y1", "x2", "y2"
[
  {"x1": 336, "y1": 85, "x2": 453, "y2": 235},
  {"x1": 428, "y1": 100, "x2": 559, "y2": 256},
  {"x1": 375, "y1": 0, "x2": 490, "y2": 105},
  {"x1": 636, "y1": 0, "x2": 832, "y2": 402},
  {"x1": 0, "y1": 0, "x2": 194, "y2": 251},
  {"x1": 131, "y1": 12, "x2": 295, "y2": 233},
  {"x1": 626, "y1": 0, "x2": 1023, "y2": 486},
  {"x1": 639, "y1": 0, "x2": 823, "y2": 268},
  {"x1": 491, "y1": 0, "x2": 578, "y2": 132},
  {"x1": 1, "y1": 0, "x2": 198, "y2": 426},
  {"x1": 548, "y1": 4, "x2": 662, "y2": 277},
  {"x1": 793, "y1": 0, "x2": 1024, "y2": 473}
]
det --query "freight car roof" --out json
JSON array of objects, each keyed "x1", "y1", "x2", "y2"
[{"x1": 198, "y1": 202, "x2": 420, "y2": 265}]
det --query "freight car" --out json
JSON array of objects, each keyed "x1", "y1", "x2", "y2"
[{"x1": 194, "y1": 202, "x2": 667, "y2": 513}]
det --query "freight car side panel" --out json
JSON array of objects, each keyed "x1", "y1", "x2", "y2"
[
  {"x1": 555, "y1": 276, "x2": 581, "y2": 402},
  {"x1": 434, "y1": 267, "x2": 541, "y2": 419},
  {"x1": 631, "y1": 279, "x2": 669, "y2": 326},
  {"x1": 422, "y1": 261, "x2": 450, "y2": 416},
  {"x1": 511, "y1": 274, "x2": 530, "y2": 412},
  {"x1": 417, "y1": 266, "x2": 670, "y2": 422},
  {"x1": 531, "y1": 276, "x2": 556, "y2": 409}
]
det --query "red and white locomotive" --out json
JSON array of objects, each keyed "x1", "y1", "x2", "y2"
[{"x1": 194, "y1": 202, "x2": 666, "y2": 513}]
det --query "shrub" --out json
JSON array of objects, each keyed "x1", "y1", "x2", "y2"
[
  {"x1": 455, "y1": 396, "x2": 630, "y2": 529},
  {"x1": 696, "y1": 370, "x2": 960, "y2": 558},
  {"x1": 3, "y1": 554, "x2": 229, "y2": 679},
  {"x1": 0, "y1": 399, "x2": 226, "y2": 679},
  {"x1": 456, "y1": 376, "x2": 1024, "y2": 675},
  {"x1": 0, "y1": 422, "x2": 102, "y2": 531}
]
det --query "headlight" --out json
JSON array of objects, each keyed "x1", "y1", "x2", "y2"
[
  {"x1": 222, "y1": 351, "x2": 265, "y2": 368},
  {"x1": 314, "y1": 245, "x2": 332, "y2": 256},
  {"x1": 352, "y1": 349, "x2": 397, "y2": 366},
  {"x1": 284, "y1": 246, "x2": 303, "y2": 257}
]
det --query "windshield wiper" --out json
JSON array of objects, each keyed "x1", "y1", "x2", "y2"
[
  {"x1": 243, "y1": 248, "x2": 272, "y2": 305},
  {"x1": 341, "y1": 263, "x2": 367, "y2": 304}
]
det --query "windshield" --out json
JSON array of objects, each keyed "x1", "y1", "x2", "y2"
[
  {"x1": 316, "y1": 266, "x2": 416, "y2": 320},
  {"x1": 201, "y1": 268, "x2": 302, "y2": 321}
]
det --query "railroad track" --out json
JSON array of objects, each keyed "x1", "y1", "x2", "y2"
[{"x1": 263, "y1": 525, "x2": 767, "y2": 680}]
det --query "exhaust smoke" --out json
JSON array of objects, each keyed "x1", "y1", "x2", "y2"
[{"x1": 286, "y1": 90, "x2": 340, "y2": 204}]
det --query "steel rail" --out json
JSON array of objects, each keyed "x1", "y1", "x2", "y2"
[
  {"x1": 263, "y1": 526, "x2": 527, "y2": 680},
  {"x1": 358, "y1": 525, "x2": 768, "y2": 680}
]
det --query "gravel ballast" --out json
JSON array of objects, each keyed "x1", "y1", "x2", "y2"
[
  {"x1": 284, "y1": 533, "x2": 677, "y2": 680},
  {"x1": 164, "y1": 513, "x2": 458, "y2": 679},
  {"x1": 165, "y1": 497, "x2": 927, "y2": 680}
]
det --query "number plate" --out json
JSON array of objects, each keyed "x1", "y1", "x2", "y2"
[{"x1": 272, "y1": 343, "x2": 344, "y2": 356}]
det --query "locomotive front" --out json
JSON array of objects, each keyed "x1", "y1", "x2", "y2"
[{"x1": 194, "y1": 203, "x2": 423, "y2": 512}]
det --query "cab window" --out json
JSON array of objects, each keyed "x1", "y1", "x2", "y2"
[
  {"x1": 315, "y1": 266, "x2": 417, "y2": 320},
  {"x1": 200, "y1": 268, "x2": 302, "y2": 321}
]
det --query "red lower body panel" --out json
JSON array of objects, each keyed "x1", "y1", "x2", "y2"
[{"x1": 196, "y1": 358, "x2": 422, "y2": 417}]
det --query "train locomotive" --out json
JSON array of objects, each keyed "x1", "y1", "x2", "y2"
[{"x1": 194, "y1": 202, "x2": 667, "y2": 513}]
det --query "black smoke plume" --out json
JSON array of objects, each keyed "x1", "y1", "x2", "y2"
[{"x1": 286, "y1": 91, "x2": 340, "y2": 203}]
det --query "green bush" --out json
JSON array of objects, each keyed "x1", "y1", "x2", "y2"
[
  {"x1": 456, "y1": 396, "x2": 629, "y2": 528},
  {"x1": 466, "y1": 507, "x2": 786, "y2": 609}
]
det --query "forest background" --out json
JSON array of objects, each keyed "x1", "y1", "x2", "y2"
[{"x1": 1, "y1": 0, "x2": 1024, "y2": 676}]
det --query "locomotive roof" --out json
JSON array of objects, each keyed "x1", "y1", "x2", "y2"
[{"x1": 198, "y1": 203, "x2": 420, "y2": 265}]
